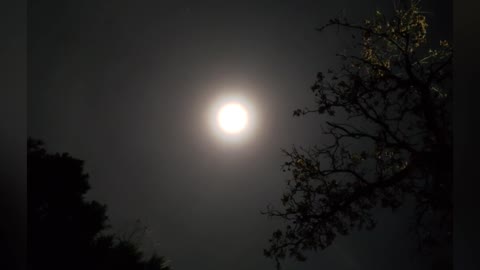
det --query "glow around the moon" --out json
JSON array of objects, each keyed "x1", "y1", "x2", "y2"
[{"x1": 217, "y1": 103, "x2": 248, "y2": 134}]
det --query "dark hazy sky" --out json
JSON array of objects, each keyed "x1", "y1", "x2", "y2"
[{"x1": 28, "y1": 1, "x2": 451, "y2": 269}]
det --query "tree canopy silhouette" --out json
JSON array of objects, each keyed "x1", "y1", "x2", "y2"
[
  {"x1": 264, "y1": 2, "x2": 452, "y2": 268},
  {"x1": 28, "y1": 138, "x2": 171, "y2": 270}
]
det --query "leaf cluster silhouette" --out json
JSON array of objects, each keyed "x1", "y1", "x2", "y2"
[
  {"x1": 264, "y1": 2, "x2": 452, "y2": 269},
  {"x1": 28, "y1": 138, "x2": 170, "y2": 270}
]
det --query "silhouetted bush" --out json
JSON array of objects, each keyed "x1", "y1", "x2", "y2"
[{"x1": 28, "y1": 138, "x2": 170, "y2": 270}]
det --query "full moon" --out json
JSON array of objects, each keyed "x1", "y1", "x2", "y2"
[{"x1": 217, "y1": 103, "x2": 248, "y2": 134}]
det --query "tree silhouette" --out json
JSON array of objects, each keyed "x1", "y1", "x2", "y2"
[
  {"x1": 264, "y1": 2, "x2": 452, "y2": 268},
  {"x1": 28, "y1": 138, "x2": 171, "y2": 270}
]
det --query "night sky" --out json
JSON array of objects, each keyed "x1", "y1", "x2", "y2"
[{"x1": 29, "y1": 1, "x2": 451, "y2": 269}]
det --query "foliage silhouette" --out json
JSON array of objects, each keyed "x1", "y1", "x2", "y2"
[
  {"x1": 263, "y1": 2, "x2": 452, "y2": 269},
  {"x1": 28, "y1": 138, "x2": 170, "y2": 270}
]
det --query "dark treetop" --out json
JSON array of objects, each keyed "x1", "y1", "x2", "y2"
[{"x1": 264, "y1": 3, "x2": 452, "y2": 269}]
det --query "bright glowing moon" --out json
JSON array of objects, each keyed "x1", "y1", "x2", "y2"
[{"x1": 217, "y1": 103, "x2": 248, "y2": 134}]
